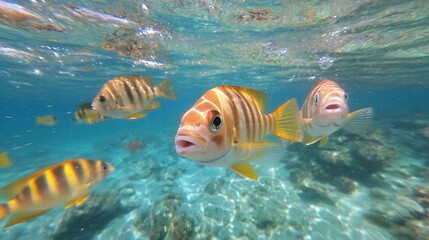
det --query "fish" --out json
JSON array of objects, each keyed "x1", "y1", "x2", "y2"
[
  {"x1": 0, "y1": 158, "x2": 114, "y2": 227},
  {"x1": 301, "y1": 79, "x2": 373, "y2": 147},
  {"x1": 92, "y1": 75, "x2": 176, "y2": 119},
  {"x1": 35, "y1": 114, "x2": 57, "y2": 126},
  {"x1": 72, "y1": 102, "x2": 107, "y2": 124},
  {"x1": 0, "y1": 152, "x2": 12, "y2": 168},
  {"x1": 175, "y1": 86, "x2": 302, "y2": 180}
]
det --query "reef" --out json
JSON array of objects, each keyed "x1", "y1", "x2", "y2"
[
  {"x1": 124, "y1": 139, "x2": 146, "y2": 152},
  {"x1": 132, "y1": 196, "x2": 195, "y2": 240},
  {"x1": 51, "y1": 191, "x2": 134, "y2": 240}
]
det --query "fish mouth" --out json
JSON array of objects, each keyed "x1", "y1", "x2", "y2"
[
  {"x1": 323, "y1": 102, "x2": 343, "y2": 112},
  {"x1": 175, "y1": 135, "x2": 203, "y2": 154}
]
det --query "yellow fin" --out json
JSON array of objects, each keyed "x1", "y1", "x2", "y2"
[
  {"x1": 127, "y1": 112, "x2": 147, "y2": 120},
  {"x1": 147, "y1": 99, "x2": 161, "y2": 110},
  {"x1": 4, "y1": 209, "x2": 51, "y2": 228},
  {"x1": 0, "y1": 152, "x2": 12, "y2": 168},
  {"x1": 65, "y1": 194, "x2": 91, "y2": 209},
  {"x1": 155, "y1": 79, "x2": 176, "y2": 100},
  {"x1": 230, "y1": 162, "x2": 258, "y2": 181},
  {"x1": 302, "y1": 131, "x2": 321, "y2": 145},
  {"x1": 318, "y1": 136, "x2": 329, "y2": 147},
  {"x1": 344, "y1": 108, "x2": 374, "y2": 134},
  {"x1": 226, "y1": 86, "x2": 268, "y2": 112},
  {"x1": 234, "y1": 142, "x2": 285, "y2": 168},
  {"x1": 271, "y1": 98, "x2": 302, "y2": 142}
]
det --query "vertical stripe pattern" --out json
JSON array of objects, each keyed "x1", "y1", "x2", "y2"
[{"x1": 4, "y1": 158, "x2": 112, "y2": 213}]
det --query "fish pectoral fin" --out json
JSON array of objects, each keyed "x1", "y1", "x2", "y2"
[
  {"x1": 65, "y1": 194, "x2": 91, "y2": 209},
  {"x1": 318, "y1": 136, "x2": 329, "y2": 147},
  {"x1": 234, "y1": 142, "x2": 286, "y2": 168},
  {"x1": 127, "y1": 112, "x2": 147, "y2": 120},
  {"x1": 230, "y1": 162, "x2": 258, "y2": 181},
  {"x1": 147, "y1": 99, "x2": 161, "y2": 110},
  {"x1": 344, "y1": 107, "x2": 374, "y2": 134},
  {"x1": 302, "y1": 132, "x2": 321, "y2": 145},
  {"x1": 5, "y1": 209, "x2": 51, "y2": 228}
]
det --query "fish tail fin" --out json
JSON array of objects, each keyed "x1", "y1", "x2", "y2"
[
  {"x1": 344, "y1": 107, "x2": 374, "y2": 134},
  {"x1": 0, "y1": 152, "x2": 12, "y2": 168},
  {"x1": 0, "y1": 203, "x2": 10, "y2": 222},
  {"x1": 271, "y1": 98, "x2": 302, "y2": 142},
  {"x1": 155, "y1": 79, "x2": 176, "y2": 100}
]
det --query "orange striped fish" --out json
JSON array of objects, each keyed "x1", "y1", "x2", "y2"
[
  {"x1": 0, "y1": 158, "x2": 114, "y2": 227},
  {"x1": 301, "y1": 79, "x2": 373, "y2": 147},
  {"x1": 175, "y1": 86, "x2": 302, "y2": 180},
  {"x1": 91, "y1": 75, "x2": 176, "y2": 119}
]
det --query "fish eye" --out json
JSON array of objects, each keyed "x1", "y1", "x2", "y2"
[
  {"x1": 102, "y1": 163, "x2": 108, "y2": 171},
  {"x1": 208, "y1": 110, "x2": 222, "y2": 132},
  {"x1": 314, "y1": 93, "x2": 320, "y2": 106},
  {"x1": 99, "y1": 95, "x2": 107, "y2": 104},
  {"x1": 344, "y1": 93, "x2": 348, "y2": 101}
]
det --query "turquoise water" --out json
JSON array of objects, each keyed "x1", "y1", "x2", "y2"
[{"x1": 1, "y1": 0, "x2": 429, "y2": 239}]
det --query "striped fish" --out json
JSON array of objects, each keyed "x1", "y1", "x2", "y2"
[
  {"x1": 175, "y1": 86, "x2": 302, "y2": 180},
  {"x1": 91, "y1": 75, "x2": 176, "y2": 119},
  {"x1": 72, "y1": 102, "x2": 107, "y2": 124},
  {"x1": 0, "y1": 158, "x2": 114, "y2": 227},
  {"x1": 301, "y1": 79, "x2": 373, "y2": 147}
]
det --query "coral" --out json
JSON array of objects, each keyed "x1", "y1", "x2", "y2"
[
  {"x1": 132, "y1": 197, "x2": 195, "y2": 240},
  {"x1": 124, "y1": 139, "x2": 146, "y2": 152}
]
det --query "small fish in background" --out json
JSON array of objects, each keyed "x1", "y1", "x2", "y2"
[
  {"x1": 92, "y1": 75, "x2": 176, "y2": 119},
  {"x1": 0, "y1": 151, "x2": 12, "y2": 168},
  {"x1": 0, "y1": 158, "x2": 114, "y2": 228},
  {"x1": 301, "y1": 79, "x2": 373, "y2": 147},
  {"x1": 175, "y1": 86, "x2": 302, "y2": 181},
  {"x1": 35, "y1": 114, "x2": 57, "y2": 126},
  {"x1": 72, "y1": 102, "x2": 107, "y2": 124}
]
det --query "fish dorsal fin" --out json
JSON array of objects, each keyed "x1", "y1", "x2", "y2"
[
  {"x1": 318, "y1": 136, "x2": 329, "y2": 147},
  {"x1": 303, "y1": 131, "x2": 321, "y2": 146},
  {"x1": 230, "y1": 162, "x2": 258, "y2": 181},
  {"x1": 137, "y1": 75, "x2": 154, "y2": 87},
  {"x1": 344, "y1": 107, "x2": 374, "y2": 134},
  {"x1": 5, "y1": 209, "x2": 51, "y2": 228},
  {"x1": 65, "y1": 194, "x2": 91, "y2": 209},
  {"x1": 227, "y1": 86, "x2": 268, "y2": 112}
]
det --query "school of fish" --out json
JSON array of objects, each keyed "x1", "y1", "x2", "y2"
[{"x1": 1, "y1": 76, "x2": 374, "y2": 228}]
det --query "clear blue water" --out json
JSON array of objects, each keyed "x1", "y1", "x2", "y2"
[{"x1": 1, "y1": 0, "x2": 429, "y2": 239}]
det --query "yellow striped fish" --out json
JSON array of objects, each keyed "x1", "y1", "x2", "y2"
[
  {"x1": 72, "y1": 102, "x2": 107, "y2": 124},
  {"x1": 301, "y1": 79, "x2": 373, "y2": 147},
  {"x1": 0, "y1": 158, "x2": 114, "y2": 227},
  {"x1": 91, "y1": 75, "x2": 176, "y2": 119},
  {"x1": 174, "y1": 86, "x2": 302, "y2": 180}
]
